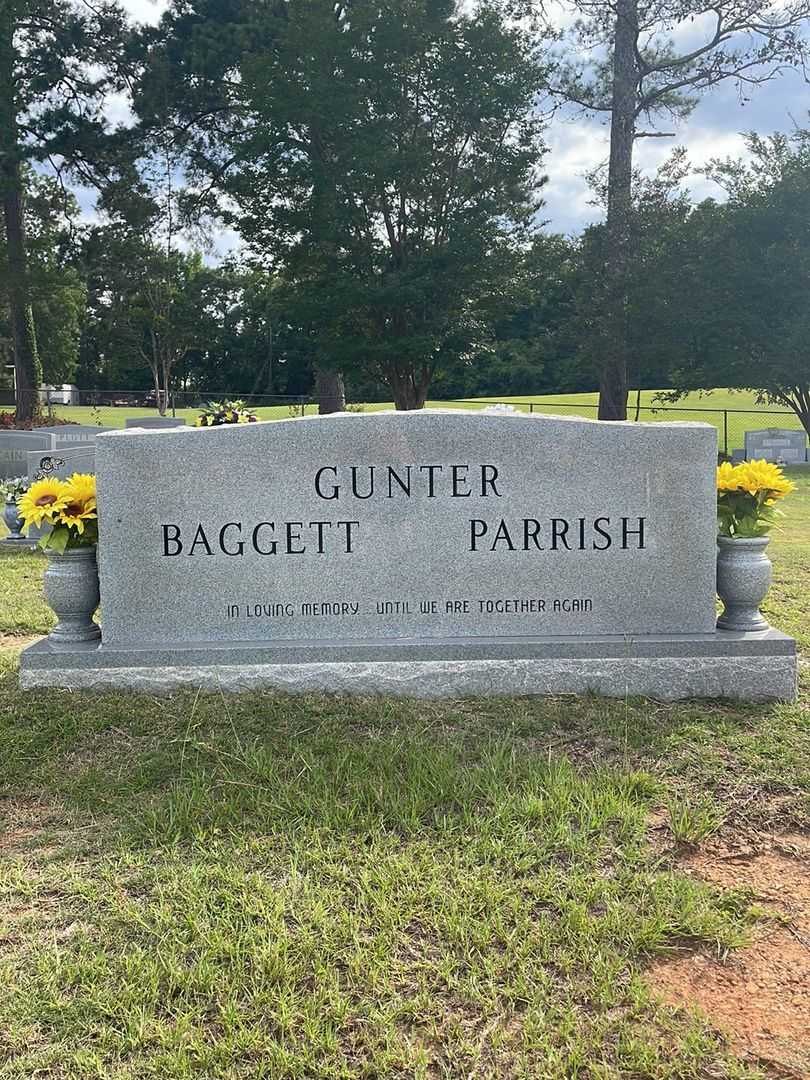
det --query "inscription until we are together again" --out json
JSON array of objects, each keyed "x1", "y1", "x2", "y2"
[
  {"x1": 225, "y1": 596, "x2": 595, "y2": 622},
  {"x1": 159, "y1": 462, "x2": 648, "y2": 558}
]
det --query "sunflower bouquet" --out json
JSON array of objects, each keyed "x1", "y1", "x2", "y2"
[
  {"x1": 197, "y1": 399, "x2": 258, "y2": 426},
  {"x1": 17, "y1": 473, "x2": 98, "y2": 553},
  {"x1": 716, "y1": 459, "x2": 794, "y2": 538}
]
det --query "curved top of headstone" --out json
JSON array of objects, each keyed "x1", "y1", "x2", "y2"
[{"x1": 99, "y1": 407, "x2": 716, "y2": 438}]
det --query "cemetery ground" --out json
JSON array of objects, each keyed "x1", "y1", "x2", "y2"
[{"x1": 0, "y1": 470, "x2": 807, "y2": 1078}]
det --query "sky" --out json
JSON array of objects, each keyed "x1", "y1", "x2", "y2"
[{"x1": 117, "y1": 0, "x2": 808, "y2": 244}]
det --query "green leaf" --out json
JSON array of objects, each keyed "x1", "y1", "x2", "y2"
[{"x1": 44, "y1": 526, "x2": 71, "y2": 554}]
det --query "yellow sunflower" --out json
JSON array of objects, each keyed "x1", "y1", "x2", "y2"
[
  {"x1": 17, "y1": 477, "x2": 69, "y2": 528},
  {"x1": 58, "y1": 474, "x2": 97, "y2": 533},
  {"x1": 63, "y1": 473, "x2": 96, "y2": 506},
  {"x1": 716, "y1": 461, "x2": 741, "y2": 492},
  {"x1": 736, "y1": 459, "x2": 795, "y2": 499}
]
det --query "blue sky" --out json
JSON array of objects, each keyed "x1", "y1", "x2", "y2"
[{"x1": 119, "y1": 0, "x2": 808, "y2": 244}]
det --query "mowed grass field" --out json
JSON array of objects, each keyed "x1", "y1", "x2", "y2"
[
  {"x1": 0, "y1": 469, "x2": 807, "y2": 1077},
  {"x1": 40, "y1": 387, "x2": 804, "y2": 441}
]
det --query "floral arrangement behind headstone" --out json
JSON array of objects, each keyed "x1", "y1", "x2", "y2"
[
  {"x1": 196, "y1": 400, "x2": 258, "y2": 427},
  {"x1": 1, "y1": 476, "x2": 29, "y2": 505},
  {"x1": 18, "y1": 473, "x2": 98, "y2": 552}
]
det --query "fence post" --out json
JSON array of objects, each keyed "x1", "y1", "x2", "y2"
[
  {"x1": 723, "y1": 411, "x2": 728, "y2": 457},
  {"x1": 529, "y1": 402, "x2": 534, "y2": 414},
  {"x1": 171, "y1": 392, "x2": 176, "y2": 418}
]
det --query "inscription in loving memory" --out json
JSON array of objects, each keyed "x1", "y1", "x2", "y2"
[{"x1": 159, "y1": 462, "x2": 648, "y2": 557}]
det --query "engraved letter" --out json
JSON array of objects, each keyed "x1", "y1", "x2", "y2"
[
  {"x1": 162, "y1": 524, "x2": 182, "y2": 556},
  {"x1": 315, "y1": 466, "x2": 339, "y2": 500},
  {"x1": 219, "y1": 522, "x2": 244, "y2": 556}
]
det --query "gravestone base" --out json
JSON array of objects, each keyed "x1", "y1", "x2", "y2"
[
  {"x1": 19, "y1": 630, "x2": 797, "y2": 702},
  {"x1": 0, "y1": 536, "x2": 38, "y2": 550}
]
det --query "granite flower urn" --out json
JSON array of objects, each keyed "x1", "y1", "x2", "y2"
[
  {"x1": 43, "y1": 546, "x2": 101, "y2": 646},
  {"x1": 3, "y1": 499, "x2": 25, "y2": 541},
  {"x1": 716, "y1": 535, "x2": 771, "y2": 632}
]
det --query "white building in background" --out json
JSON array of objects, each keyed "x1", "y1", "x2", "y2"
[{"x1": 39, "y1": 384, "x2": 79, "y2": 405}]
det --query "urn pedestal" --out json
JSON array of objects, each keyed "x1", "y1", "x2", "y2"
[
  {"x1": 716, "y1": 535, "x2": 771, "y2": 633},
  {"x1": 43, "y1": 546, "x2": 101, "y2": 647}
]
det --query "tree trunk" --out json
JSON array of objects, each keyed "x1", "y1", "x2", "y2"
[
  {"x1": 598, "y1": 0, "x2": 638, "y2": 421},
  {"x1": 390, "y1": 375, "x2": 429, "y2": 410},
  {"x1": 388, "y1": 361, "x2": 431, "y2": 410},
  {"x1": 316, "y1": 367, "x2": 346, "y2": 414},
  {"x1": 0, "y1": 7, "x2": 41, "y2": 422}
]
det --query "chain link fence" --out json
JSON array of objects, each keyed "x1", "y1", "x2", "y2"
[
  {"x1": 451, "y1": 399, "x2": 807, "y2": 459},
  {"x1": 5, "y1": 387, "x2": 806, "y2": 460}
]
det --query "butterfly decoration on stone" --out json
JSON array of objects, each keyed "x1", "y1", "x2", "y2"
[{"x1": 34, "y1": 456, "x2": 65, "y2": 481}]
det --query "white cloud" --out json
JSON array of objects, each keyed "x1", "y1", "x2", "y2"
[{"x1": 121, "y1": 0, "x2": 167, "y2": 25}]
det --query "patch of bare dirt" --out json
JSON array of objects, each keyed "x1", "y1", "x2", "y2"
[
  {"x1": 0, "y1": 633, "x2": 42, "y2": 650},
  {"x1": 649, "y1": 833, "x2": 810, "y2": 1077},
  {"x1": 0, "y1": 797, "x2": 63, "y2": 854}
]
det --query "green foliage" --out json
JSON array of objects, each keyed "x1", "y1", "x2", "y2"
[
  {"x1": 135, "y1": 0, "x2": 549, "y2": 408},
  {"x1": 660, "y1": 129, "x2": 810, "y2": 436}
]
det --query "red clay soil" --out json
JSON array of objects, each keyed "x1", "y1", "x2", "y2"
[{"x1": 649, "y1": 834, "x2": 810, "y2": 1077}]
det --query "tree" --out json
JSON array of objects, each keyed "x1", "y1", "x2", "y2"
[
  {"x1": 135, "y1": 0, "x2": 548, "y2": 409},
  {"x1": 436, "y1": 234, "x2": 580, "y2": 398},
  {"x1": 81, "y1": 225, "x2": 207, "y2": 410},
  {"x1": 0, "y1": 0, "x2": 125, "y2": 420},
  {"x1": 661, "y1": 130, "x2": 810, "y2": 438},
  {"x1": 550, "y1": 0, "x2": 810, "y2": 419},
  {"x1": 568, "y1": 149, "x2": 693, "y2": 400},
  {"x1": 1, "y1": 170, "x2": 86, "y2": 388}
]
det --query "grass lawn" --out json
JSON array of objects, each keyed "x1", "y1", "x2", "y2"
[
  {"x1": 0, "y1": 470, "x2": 807, "y2": 1078},
  {"x1": 33, "y1": 388, "x2": 806, "y2": 447}
]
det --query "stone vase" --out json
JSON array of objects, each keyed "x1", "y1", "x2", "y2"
[
  {"x1": 3, "y1": 500, "x2": 25, "y2": 541},
  {"x1": 716, "y1": 535, "x2": 771, "y2": 632},
  {"x1": 43, "y1": 545, "x2": 101, "y2": 647}
]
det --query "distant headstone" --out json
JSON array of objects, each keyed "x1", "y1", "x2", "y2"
[
  {"x1": 54, "y1": 439, "x2": 95, "y2": 453},
  {"x1": 27, "y1": 445, "x2": 96, "y2": 483},
  {"x1": 744, "y1": 428, "x2": 807, "y2": 464},
  {"x1": 125, "y1": 416, "x2": 187, "y2": 429},
  {"x1": 730, "y1": 449, "x2": 746, "y2": 463},
  {"x1": 20, "y1": 411, "x2": 797, "y2": 701},
  {"x1": 0, "y1": 431, "x2": 56, "y2": 479},
  {"x1": 36, "y1": 425, "x2": 114, "y2": 443}
]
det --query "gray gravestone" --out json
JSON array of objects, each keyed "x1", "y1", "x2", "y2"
[
  {"x1": 125, "y1": 416, "x2": 187, "y2": 429},
  {"x1": 0, "y1": 431, "x2": 56, "y2": 479},
  {"x1": 27, "y1": 445, "x2": 96, "y2": 482},
  {"x1": 20, "y1": 412, "x2": 797, "y2": 701},
  {"x1": 730, "y1": 449, "x2": 745, "y2": 463},
  {"x1": 97, "y1": 412, "x2": 719, "y2": 645},
  {"x1": 54, "y1": 439, "x2": 95, "y2": 453},
  {"x1": 744, "y1": 428, "x2": 807, "y2": 464},
  {"x1": 36, "y1": 425, "x2": 114, "y2": 443}
]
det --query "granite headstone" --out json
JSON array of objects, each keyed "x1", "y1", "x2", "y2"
[
  {"x1": 744, "y1": 428, "x2": 807, "y2": 464},
  {"x1": 0, "y1": 431, "x2": 57, "y2": 479},
  {"x1": 95, "y1": 411, "x2": 718, "y2": 646},
  {"x1": 27, "y1": 445, "x2": 96, "y2": 482},
  {"x1": 20, "y1": 412, "x2": 797, "y2": 700},
  {"x1": 36, "y1": 425, "x2": 115, "y2": 443},
  {"x1": 125, "y1": 416, "x2": 187, "y2": 429}
]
